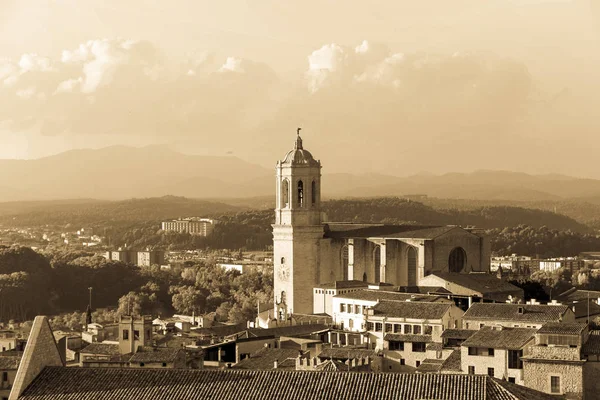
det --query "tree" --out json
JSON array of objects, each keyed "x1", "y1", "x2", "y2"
[{"x1": 169, "y1": 285, "x2": 205, "y2": 315}]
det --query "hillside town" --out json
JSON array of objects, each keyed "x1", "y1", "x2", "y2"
[{"x1": 0, "y1": 135, "x2": 599, "y2": 400}]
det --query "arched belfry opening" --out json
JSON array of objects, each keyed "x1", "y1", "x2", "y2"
[
  {"x1": 297, "y1": 180, "x2": 304, "y2": 208},
  {"x1": 281, "y1": 179, "x2": 289, "y2": 208},
  {"x1": 407, "y1": 247, "x2": 417, "y2": 286},
  {"x1": 311, "y1": 180, "x2": 317, "y2": 205},
  {"x1": 373, "y1": 245, "x2": 381, "y2": 283},
  {"x1": 341, "y1": 246, "x2": 349, "y2": 280},
  {"x1": 448, "y1": 247, "x2": 467, "y2": 273}
]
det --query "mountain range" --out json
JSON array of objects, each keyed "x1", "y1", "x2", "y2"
[{"x1": 1, "y1": 145, "x2": 600, "y2": 202}]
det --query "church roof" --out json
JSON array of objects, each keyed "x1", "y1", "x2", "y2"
[
  {"x1": 323, "y1": 223, "x2": 463, "y2": 240},
  {"x1": 281, "y1": 134, "x2": 320, "y2": 167}
]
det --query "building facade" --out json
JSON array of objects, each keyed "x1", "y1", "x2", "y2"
[
  {"x1": 161, "y1": 218, "x2": 216, "y2": 236},
  {"x1": 273, "y1": 132, "x2": 491, "y2": 315}
]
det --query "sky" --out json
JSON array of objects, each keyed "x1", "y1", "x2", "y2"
[{"x1": 1, "y1": 0, "x2": 600, "y2": 177}]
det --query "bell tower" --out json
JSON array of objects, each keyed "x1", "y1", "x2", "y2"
[{"x1": 273, "y1": 128, "x2": 324, "y2": 316}]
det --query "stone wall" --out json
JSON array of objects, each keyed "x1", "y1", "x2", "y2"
[{"x1": 523, "y1": 359, "x2": 584, "y2": 400}]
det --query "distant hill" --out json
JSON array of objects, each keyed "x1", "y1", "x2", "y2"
[
  {"x1": 0, "y1": 195, "x2": 591, "y2": 234},
  {"x1": 3, "y1": 147, "x2": 600, "y2": 202}
]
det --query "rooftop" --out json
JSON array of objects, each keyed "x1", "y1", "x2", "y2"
[
  {"x1": 323, "y1": 224, "x2": 463, "y2": 240},
  {"x1": 0, "y1": 355, "x2": 20, "y2": 369},
  {"x1": 582, "y1": 331, "x2": 600, "y2": 355},
  {"x1": 79, "y1": 343, "x2": 120, "y2": 356},
  {"x1": 384, "y1": 334, "x2": 433, "y2": 343},
  {"x1": 428, "y1": 272, "x2": 523, "y2": 296},
  {"x1": 463, "y1": 303, "x2": 570, "y2": 323},
  {"x1": 537, "y1": 322, "x2": 587, "y2": 336},
  {"x1": 462, "y1": 327, "x2": 537, "y2": 350},
  {"x1": 318, "y1": 347, "x2": 376, "y2": 360},
  {"x1": 372, "y1": 300, "x2": 451, "y2": 320},
  {"x1": 18, "y1": 367, "x2": 559, "y2": 400},
  {"x1": 128, "y1": 347, "x2": 184, "y2": 364},
  {"x1": 232, "y1": 348, "x2": 300, "y2": 371},
  {"x1": 335, "y1": 289, "x2": 447, "y2": 303},
  {"x1": 315, "y1": 280, "x2": 370, "y2": 290},
  {"x1": 440, "y1": 349, "x2": 463, "y2": 372}
]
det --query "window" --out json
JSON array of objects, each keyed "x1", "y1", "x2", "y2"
[
  {"x1": 2, "y1": 372, "x2": 7, "y2": 382},
  {"x1": 551, "y1": 376, "x2": 561, "y2": 394},
  {"x1": 375, "y1": 323, "x2": 383, "y2": 332},
  {"x1": 349, "y1": 319, "x2": 354, "y2": 329},
  {"x1": 394, "y1": 324, "x2": 401, "y2": 333},
  {"x1": 412, "y1": 342, "x2": 426, "y2": 352},
  {"x1": 424, "y1": 325, "x2": 432, "y2": 335},
  {"x1": 311, "y1": 180, "x2": 317, "y2": 204},
  {"x1": 413, "y1": 325, "x2": 421, "y2": 334},
  {"x1": 340, "y1": 304, "x2": 346, "y2": 313},
  {"x1": 468, "y1": 347, "x2": 477, "y2": 356},
  {"x1": 416, "y1": 361, "x2": 421, "y2": 367},
  {"x1": 389, "y1": 341, "x2": 404, "y2": 351},
  {"x1": 366, "y1": 322, "x2": 374, "y2": 331},
  {"x1": 508, "y1": 350, "x2": 523, "y2": 369},
  {"x1": 385, "y1": 323, "x2": 393, "y2": 333},
  {"x1": 281, "y1": 257, "x2": 285, "y2": 264},
  {"x1": 487, "y1": 368, "x2": 494, "y2": 377},
  {"x1": 355, "y1": 305, "x2": 361, "y2": 314},
  {"x1": 140, "y1": 362, "x2": 145, "y2": 367},
  {"x1": 347, "y1": 304, "x2": 354, "y2": 314},
  {"x1": 468, "y1": 366, "x2": 475, "y2": 375},
  {"x1": 134, "y1": 330, "x2": 140, "y2": 340},
  {"x1": 400, "y1": 359, "x2": 405, "y2": 365},
  {"x1": 281, "y1": 179, "x2": 289, "y2": 208},
  {"x1": 297, "y1": 180, "x2": 304, "y2": 207},
  {"x1": 508, "y1": 377, "x2": 516, "y2": 384},
  {"x1": 122, "y1": 329, "x2": 129, "y2": 340},
  {"x1": 404, "y1": 325, "x2": 412, "y2": 334},
  {"x1": 162, "y1": 362, "x2": 167, "y2": 367},
  {"x1": 488, "y1": 348, "x2": 495, "y2": 356},
  {"x1": 480, "y1": 323, "x2": 484, "y2": 329}
]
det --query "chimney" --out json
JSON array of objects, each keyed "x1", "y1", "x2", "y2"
[{"x1": 273, "y1": 360, "x2": 278, "y2": 369}]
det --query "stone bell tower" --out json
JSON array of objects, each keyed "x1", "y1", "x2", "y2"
[{"x1": 273, "y1": 128, "x2": 324, "y2": 316}]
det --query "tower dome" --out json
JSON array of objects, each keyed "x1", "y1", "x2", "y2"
[{"x1": 281, "y1": 128, "x2": 320, "y2": 166}]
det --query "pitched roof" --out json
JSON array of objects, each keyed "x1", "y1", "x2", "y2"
[
  {"x1": 426, "y1": 343, "x2": 443, "y2": 351},
  {"x1": 571, "y1": 299, "x2": 600, "y2": 319},
  {"x1": 557, "y1": 289, "x2": 600, "y2": 303},
  {"x1": 416, "y1": 359, "x2": 444, "y2": 373},
  {"x1": 537, "y1": 323, "x2": 587, "y2": 336},
  {"x1": 429, "y1": 273, "x2": 524, "y2": 296},
  {"x1": 232, "y1": 348, "x2": 300, "y2": 371},
  {"x1": 463, "y1": 303, "x2": 569, "y2": 323},
  {"x1": 79, "y1": 343, "x2": 120, "y2": 355},
  {"x1": 441, "y1": 349, "x2": 462, "y2": 372},
  {"x1": 335, "y1": 289, "x2": 447, "y2": 303},
  {"x1": 372, "y1": 300, "x2": 451, "y2": 320},
  {"x1": 18, "y1": 367, "x2": 559, "y2": 400},
  {"x1": 442, "y1": 329, "x2": 477, "y2": 340},
  {"x1": 0, "y1": 355, "x2": 20, "y2": 369},
  {"x1": 318, "y1": 347, "x2": 376, "y2": 360},
  {"x1": 129, "y1": 347, "x2": 184, "y2": 363},
  {"x1": 384, "y1": 334, "x2": 433, "y2": 343},
  {"x1": 462, "y1": 327, "x2": 536, "y2": 350},
  {"x1": 583, "y1": 331, "x2": 600, "y2": 355},
  {"x1": 315, "y1": 280, "x2": 370, "y2": 289},
  {"x1": 231, "y1": 324, "x2": 329, "y2": 340}
]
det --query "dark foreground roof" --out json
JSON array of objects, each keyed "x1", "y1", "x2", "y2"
[
  {"x1": 19, "y1": 367, "x2": 559, "y2": 400},
  {"x1": 463, "y1": 303, "x2": 569, "y2": 323}
]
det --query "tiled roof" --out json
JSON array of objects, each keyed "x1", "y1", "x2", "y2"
[
  {"x1": 416, "y1": 359, "x2": 444, "y2": 373},
  {"x1": 372, "y1": 300, "x2": 451, "y2": 320},
  {"x1": 426, "y1": 343, "x2": 443, "y2": 351},
  {"x1": 442, "y1": 329, "x2": 477, "y2": 340},
  {"x1": 462, "y1": 327, "x2": 536, "y2": 350},
  {"x1": 334, "y1": 289, "x2": 446, "y2": 303},
  {"x1": 557, "y1": 289, "x2": 600, "y2": 303},
  {"x1": 0, "y1": 355, "x2": 20, "y2": 369},
  {"x1": 193, "y1": 322, "x2": 247, "y2": 338},
  {"x1": 316, "y1": 280, "x2": 370, "y2": 289},
  {"x1": 323, "y1": 223, "x2": 447, "y2": 239},
  {"x1": 430, "y1": 273, "x2": 523, "y2": 295},
  {"x1": 398, "y1": 286, "x2": 452, "y2": 295},
  {"x1": 441, "y1": 349, "x2": 462, "y2": 372},
  {"x1": 384, "y1": 334, "x2": 433, "y2": 343},
  {"x1": 129, "y1": 347, "x2": 183, "y2": 363},
  {"x1": 463, "y1": 303, "x2": 569, "y2": 323},
  {"x1": 232, "y1": 348, "x2": 300, "y2": 371},
  {"x1": 583, "y1": 331, "x2": 600, "y2": 355},
  {"x1": 19, "y1": 367, "x2": 559, "y2": 400},
  {"x1": 537, "y1": 322, "x2": 587, "y2": 336},
  {"x1": 318, "y1": 347, "x2": 376, "y2": 360},
  {"x1": 232, "y1": 324, "x2": 329, "y2": 340},
  {"x1": 572, "y1": 299, "x2": 600, "y2": 319},
  {"x1": 79, "y1": 343, "x2": 120, "y2": 355}
]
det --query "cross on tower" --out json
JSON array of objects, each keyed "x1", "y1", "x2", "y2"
[{"x1": 297, "y1": 127, "x2": 301, "y2": 136}]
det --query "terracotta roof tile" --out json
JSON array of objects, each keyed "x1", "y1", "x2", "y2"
[
  {"x1": 442, "y1": 329, "x2": 477, "y2": 340},
  {"x1": 463, "y1": 303, "x2": 569, "y2": 323},
  {"x1": 19, "y1": 367, "x2": 559, "y2": 400},
  {"x1": 537, "y1": 323, "x2": 586, "y2": 336},
  {"x1": 372, "y1": 300, "x2": 451, "y2": 320},
  {"x1": 334, "y1": 289, "x2": 446, "y2": 302},
  {"x1": 232, "y1": 348, "x2": 300, "y2": 371},
  {"x1": 441, "y1": 349, "x2": 462, "y2": 372},
  {"x1": 79, "y1": 343, "x2": 120, "y2": 355},
  {"x1": 462, "y1": 327, "x2": 536, "y2": 350}
]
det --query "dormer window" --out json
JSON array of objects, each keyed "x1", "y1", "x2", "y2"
[{"x1": 517, "y1": 307, "x2": 524, "y2": 314}]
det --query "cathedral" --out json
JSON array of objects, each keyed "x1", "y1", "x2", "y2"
[{"x1": 273, "y1": 131, "x2": 491, "y2": 315}]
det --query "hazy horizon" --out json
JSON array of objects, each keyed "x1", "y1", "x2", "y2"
[{"x1": 2, "y1": 0, "x2": 600, "y2": 177}]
